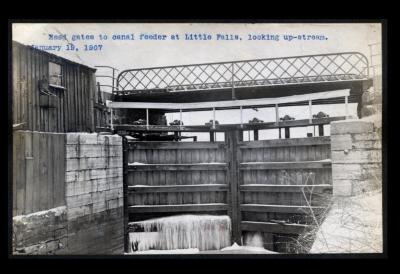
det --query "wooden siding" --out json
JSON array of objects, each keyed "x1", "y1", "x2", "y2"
[
  {"x1": 13, "y1": 131, "x2": 66, "y2": 216},
  {"x1": 12, "y1": 41, "x2": 96, "y2": 133}
]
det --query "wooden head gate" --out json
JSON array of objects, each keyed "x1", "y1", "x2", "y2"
[{"x1": 122, "y1": 131, "x2": 332, "y2": 253}]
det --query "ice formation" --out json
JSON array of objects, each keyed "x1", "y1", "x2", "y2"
[{"x1": 129, "y1": 215, "x2": 231, "y2": 252}]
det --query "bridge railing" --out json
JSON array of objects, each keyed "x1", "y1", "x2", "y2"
[{"x1": 115, "y1": 52, "x2": 369, "y2": 95}]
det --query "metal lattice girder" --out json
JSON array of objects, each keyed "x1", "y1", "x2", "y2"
[{"x1": 116, "y1": 52, "x2": 369, "y2": 95}]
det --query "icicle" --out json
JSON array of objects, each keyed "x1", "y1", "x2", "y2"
[{"x1": 129, "y1": 215, "x2": 232, "y2": 252}]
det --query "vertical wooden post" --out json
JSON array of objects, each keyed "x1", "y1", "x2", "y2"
[
  {"x1": 122, "y1": 137, "x2": 129, "y2": 253},
  {"x1": 240, "y1": 106, "x2": 243, "y2": 128},
  {"x1": 254, "y1": 130, "x2": 259, "y2": 141},
  {"x1": 284, "y1": 127, "x2": 290, "y2": 139},
  {"x1": 210, "y1": 131, "x2": 215, "y2": 142},
  {"x1": 227, "y1": 130, "x2": 241, "y2": 244},
  {"x1": 318, "y1": 125, "x2": 324, "y2": 136},
  {"x1": 238, "y1": 130, "x2": 243, "y2": 142},
  {"x1": 278, "y1": 128, "x2": 282, "y2": 139},
  {"x1": 345, "y1": 96, "x2": 349, "y2": 119},
  {"x1": 110, "y1": 108, "x2": 113, "y2": 131},
  {"x1": 179, "y1": 109, "x2": 183, "y2": 130},
  {"x1": 275, "y1": 104, "x2": 279, "y2": 125},
  {"x1": 212, "y1": 107, "x2": 216, "y2": 129},
  {"x1": 309, "y1": 100, "x2": 312, "y2": 124},
  {"x1": 146, "y1": 108, "x2": 149, "y2": 129}
]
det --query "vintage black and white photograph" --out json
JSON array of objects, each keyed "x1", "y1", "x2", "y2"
[{"x1": 10, "y1": 22, "x2": 384, "y2": 255}]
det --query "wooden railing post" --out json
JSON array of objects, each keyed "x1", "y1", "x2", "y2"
[
  {"x1": 226, "y1": 130, "x2": 241, "y2": 244},
  {"x1": 318, "y1": 125, "x2": 324, "y2": 136},
  {"x1": 254, "y1": 129, "x2": 259, "y2": 141}
]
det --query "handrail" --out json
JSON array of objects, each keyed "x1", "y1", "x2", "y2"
[
  {"x1": 116, "y1": 52, "x2": 370, "y2": 95},
  {"x1": 95, "y1": 65, "x2": 119, "y2": 93}
]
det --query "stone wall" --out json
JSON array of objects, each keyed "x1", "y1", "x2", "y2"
[
  {"x1": 330, "y1": 120, "x2": 382, "y2": 196},
  {"x1": 13, "y1": 206, "x2": 68, "y2": 254},
  {"x1": 12, "y1": 133, "x2": 125, "y2": 255},
  {"x1": 311, "y1": 117, "x2": 383, "y2": 253},
  {"x1": 64, "y1": 133, "x2": 124, "y2": 254}
]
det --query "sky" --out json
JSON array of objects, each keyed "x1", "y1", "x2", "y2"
[{"x1": 12, "y1": 23, "x2": 382, "y2": 141}]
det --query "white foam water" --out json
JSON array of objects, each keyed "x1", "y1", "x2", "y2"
[{"x1": 129, "y1": 215, "x2": 231, "y2": 252}]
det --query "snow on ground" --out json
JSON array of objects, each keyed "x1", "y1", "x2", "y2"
[
  {"x1": 127, "y1": 243, "x2": 277, "y2": 255},
  {"x1": 219, "y1": 243, "x2": 277, "y2": 254},
  {"x1": 130, "y1": 248, "x2": 200, "y2": 254},
  {"x1": 310, "y1": 189, "x2": 383, "y2": 253},
  {"x1": 13, "y1": 206, "x2": 66, "y2": 222},
  {"x1": 128, "y1": 162, "x2": 225, "y2": 165}
]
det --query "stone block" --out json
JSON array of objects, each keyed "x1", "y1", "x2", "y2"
[
  {"x1": 65, "y1": 168, "x2": 123, "y2": 183},
  {"x1": 331, "y1": 120, "x2": 374, "y2": 135},
  {"x1": 332, "y1": 163, "x2": 382, "y2": 181},
  {"x1": 66, "y1": 156, "x2": 122, "y2": 172},
  {"x1": 331, "y1": 134, "x2": 352, "y2": 151},
  {"x1": 67, "y1": 193, "x2": 92, "y2": 207},
  {"x1": 362, "y1": 91, "x2": 382, "y2": 105},
  {"x1": 352, "y1": 132, "x2": 381, "y2": 141},
  {"x1": 66, "y1": 144, "x2": 122, "y2": 159},
  {"x1": 352, "y1": 178, "x2": 382, "y2": 195},
  {"x1": 333, "y1": 180, "x2": 353, "y2": 197},
  {"x1": 361, "y1": 104, "x2": 382, "y2": 117},
  {"x1": 332, "y1": 150, "x2": 381, "y2": 164},
  {"x1": 66, "y1": 133, "x2": 122, "y2": 146},
  {"x1": 351, "y1": 139, "x2": 382, "y2": 150}
]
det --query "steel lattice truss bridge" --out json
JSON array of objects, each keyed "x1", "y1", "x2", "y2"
[{"x1": 105, "y1": 52, "x2": 372, "y2": 134}]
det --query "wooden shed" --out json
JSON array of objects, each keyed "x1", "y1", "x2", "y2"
[{"x1": 12, "y1": 41, "x2": 97, "y2": 133}]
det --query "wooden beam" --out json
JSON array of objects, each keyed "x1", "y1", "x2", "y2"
[
  {"x1": 240, "y1": 204, "x2": 325, "y2": 214},
  {"x1": 128, "y1": 184, "x2": 228, "y2": 193},
  {"x1": 128, "y1": 203, "x2": 229, "y2": 213},
  {"x1": 107, "y1": 89, "x2": 350, "y2": 110},
  {"x1": 115, "y1": 116, "x2": 345, "y2": 133},
  {"x1": 239, "y1": 160, "x2": 332, "y2": 170},
  {"x1": 241, "y1": 221, "x2": 310, "y2": 234},
  {"x1": 240, "y1": 184, "x2": 332, "y2": 194},
  {"x1": 238, "y1": 136, "x2": 331, "y2": 148},
  {"x1": 127, "y1": 163, "x2": 228, "y2": 171},
  {"x1": 127, "y1": 141, "x2": 227, "y2": 150}
]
